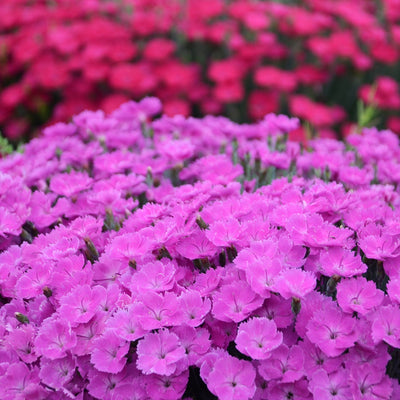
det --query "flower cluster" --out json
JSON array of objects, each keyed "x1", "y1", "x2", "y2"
[
  {"x1": 1, "y1": 0, "x2": 400, "y2": 140},
  {"x1": 1, "y1": 98, "x2": 400, "y2": 399}
]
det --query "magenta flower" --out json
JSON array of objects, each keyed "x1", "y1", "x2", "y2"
[
  {"x1": 235, "y1": 317, "x2": 283, "y2": 360},
  {"x1": 50, "y1": 170, "x2": 93, "y2": 197},
  {"x1": 207, "y1": 353, "x2": 256, "y2": 400},
  {"x1": 0, "y1": 362, "x2": 46, "y2": 400},
  {"x1": 15, "y1": 263, "x2": 53, "y2": 299},
  {"x1": 135, "y1": 291, "x2": 182, "y2": 330},
  {"x1": 145, "y1": 370, "x2": 189, "y2": 400},
  {"x1": 178, "y1": 290, "x2": 211, "y2": 327},
  {"x1": 129, "y1": 260, "x2": 176, "y2": 292},
  {"x1": 349, "y1": 366, "x2": 393, "y2": 400},
  {"x1": 371, "y1": 305, "x2": 400, "y2": 348},
  {"x1": 212, "y1": 280, "x2": 263, "y2": 323},
  {"x1": 387, "y1": 278, "x2": 400, "y2": 304},
  {"x1": 300, "y1": 339, "x2": 343, "y2": 376},
  {"x1": 273, "y1": 269, "x2": 316, "y2": 299},
  {"x1": 258, "y1": 344, "x2": 305, "y2": 383},
  {"x1": 34, "y1": 317, "x2": 77, "y2": 360},
  {"x1": 39, "y1": 355, "x2": 76, "y2": 390},
  {"x1": 6, "y1": 325, "x2": 37, "y2": 364},
  {"x1": 336, "y1": 276, "x2": 384, "y2": 315},
  {"x1": 136, "y1": 329, "x2": 185, "y2": 376},
  {"x1": 91, "y1": 330, "x2": 129, "y2": 373},
  {"x1": 266, "y1": 378, "x2": 312, "y2": 400},
  {"x1": 58, "y1": 284, "x2": 103, "y2": 326},
  {"x1": 106, "y1": 305, "x2": 146, "y2": 342},
  {"x1": 309, "y1": 368, "x2": 352, "y2": 400},
  {"x1": 175, "y1": 230, "x2": 218, "y2": 260},
  {"x1": 306, "y1": 305, "x2": 358, "y2": 357},
  {"x1": 205, "y1": 217, "x2": 242, "y2": 247},
  {"x1": 0, "y1": 207, "x2": 23, "y2": 237},
  {"x1": 318, "y1": 247, "x2": 367, "y2": 277}
]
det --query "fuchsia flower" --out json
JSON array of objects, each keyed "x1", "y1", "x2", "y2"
[
  {"x1": 336, "y1": 276, "x2": 384, "y2": 315},
  {"x1": 371, "y1": 305, "x2": 400, "y2": 348},
  {"x1": 212, "y1": 280, "x2": 264, "y2": 323},
  {"x1": 273, "y1": 269, "x2": 316, "y2": 299},
  {"x1": 50, "y1": 171, "x2": 93, "y2": 198},
  {"x1": 258, "y1": 344, "x2": 305, "y2": 383},
  {"x1": 306, "y1": 305, "x2": 358, "y2": 357},
  {"x1": 34, "y1": 317, "x2": 77, "y2": 360},
  {"x1": 91, "y1": 330, "x2": 129, "y2": 373},
  {"x1": 206, "y1": 353, "x2": 256, "y2": 400},
  {"x1": 308, "y1": 368, "x2": 352, "y2": 400},
  {"x1": 136, "y1": 329, "x2": 185, "y2": 376},
  {"x1": 178, "y1": 290, "x2": 211, "y2": 327},
  {"x1": 235, "y1": 317, "x2": 282, "y2": 360},
  {"x1": 318, "y1": 247, "x2": 367, "y2": 277}
]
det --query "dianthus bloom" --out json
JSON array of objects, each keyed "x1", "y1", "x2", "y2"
[
  {"x1": 306, "y1": 305, "x2": 358, "y2": 357},
  {"x1": 136, "y1": 329, "x2": 185, "y2": 376},
  {"x1": 235, "y1": 317, "x2": 282, "y2": 360},
  {"x1": 207, "y1": 353, "x2": 256, "y2": 400}
]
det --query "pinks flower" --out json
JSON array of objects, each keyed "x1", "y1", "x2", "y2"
[
  {"x1": 0, "y1": 362, "x2": 46, "y2": 400},
  {"x1": 258, "y1": 344, "x2": 305, "y2": 383},
  {"x1": 235, "y1": 317, "x2": 282, "y2": 360},
  {"x1": 106, "y1": 305, "x2": 146, "y2": 342},
  {"x1": 371, "y1": 305, "x2": 400, "y2": 348},
  {"x1": 34, "y1": 317, "x2": 77, "y2": 360},
  {"x1": 145, "y1": 370, "x2": 189, "y2": 400},
  {"x1": 205, "y1": 217, "x2": 242, "y2": 247},
  {"x1": 178, "y1": 290, "x2": 211, "y2": 327},
  {"x1": 0, "y1": 207, "x2": 22, "y2": 237},
  {"x1": 136, "y1": 329, "x2": 185, "y2": 376},
  {"x1": 306, "y1": 305, "x2": 358, "y2": 357},
  {"x1": 206, "y1": 353, "x2": 256, "y2": 400},
  {"x1": 336, "y1": 276, "x2": 384, "y2": 315},
  {"x1": 6, "y1": 325, "x2": 38, "y2": 363},
  {"x1": 39, "y1": 355, "x2": 76, "y2": 390},
  {"x1": 273, "y1": 269, "x2": 316, "y2": 299},
  {"x1": 49, "y1": 170, "x2": 93, "y2": 197},
  {"x1": 212, "y1": 280, "x2": 263, "y2": 323},
  {"x1": 318, "y1": 247, "x2": 367, "y2": 278},
  {"x1": 129, "y1": 260, "x2": 176, "y2": 292},
  {"x1": 175, "y1": 230, "x2": 218, "y2": 260},
  {"x1": 309, "y1": 368, "x2": 352, "y2": 400},
  {"x1": 58, "y1": 284, "x2": 103, "y2": 326},
  {"x1": 91, "y1": 330, "x2": 129, "y2": 374}
]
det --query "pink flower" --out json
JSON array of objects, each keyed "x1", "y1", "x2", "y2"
[
  {"x1": 136, "y1": 329, "x2": 185, "y2": 376},
  {"x1": 318, "y1": 247, "x2": 367, "y2": 277},
  {"x1": 337, "y1": 276, "x2": 384, "y2": 315},
  {"x1": 106, "y1": 305, "x2": 146, "y2": 342},
  {"x1": 6, "y1": 325, "x2": 38, "y2": 364},
  {"x1": 145, "y1": 370, "x2": 189, "y2": 400},
  {"x1": 175, "y1": 230, "x2": 218, "y2": 260},
  {"x1": 258, "y1": 344, "x2": 305, "y2": 383},
  {"x1": 39, "y1": 355, "x2": 76, "y2": 390},
  {"x1": 235, "y1": 317, "x2": 283, "y2": 360},
  {"x1": 309, "y1": 368, "x2": 352, "y2": 400},
  {"x1": 306, "y1": 305, "x2": 358, "y2": 357},
  {"x1": 207, "y1": 353, "x2": 256, "y2": 400},
  {"x1": 58, "y1": 284, "x2": 103, "y2": 326},
  {"x1": 129, "y1": 260, "x2": 176, "y2": 292},
  {"x1": 91, "y1": 330, "x2": 129, "y2": 373},
  {"x1": 34, "y1": 317, "x2": 77, "y2": 360},
  {"x1": 49, "y1": 170, "x2": 93, "y2": 197},
  {"x1": 273, "y1": 269, "x2": 316, "y2": 299},
  {"x1": 212, "y1": 281, "x2": 263, "y2": 323},
  {"x1": 205, "y1": 217, "x2": 242, "y2": 247},
  {"x1": 371, "y1": 305, "x2": 400, "y2": 347},
  {"x1": 178, "y1": 290, "x2": 211, "y2": 327}
]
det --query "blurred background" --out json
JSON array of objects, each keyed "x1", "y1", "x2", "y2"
[{"x1": 1, "y1": 0, "x2": 400, "y2": 143}]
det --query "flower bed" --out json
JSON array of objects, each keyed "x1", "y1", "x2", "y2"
[
  {"x1": 1, "y1": 0, "x2": 400, "y2": 141},
  {"x1": 1, "y1": 98, "x2": 400, "y2": 399}
]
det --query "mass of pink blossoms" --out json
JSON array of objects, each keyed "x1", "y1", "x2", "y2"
[{"x1": 1, "y1": 97, "x2": 400, "y2": 399}]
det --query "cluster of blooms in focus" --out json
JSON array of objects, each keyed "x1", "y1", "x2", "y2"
[
  {"x1": 1, "y1": 97, "x2": 400, "y2": 399},
  {"x1": 1, "y1": 0, "x2": 400, "y2": 141}
]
